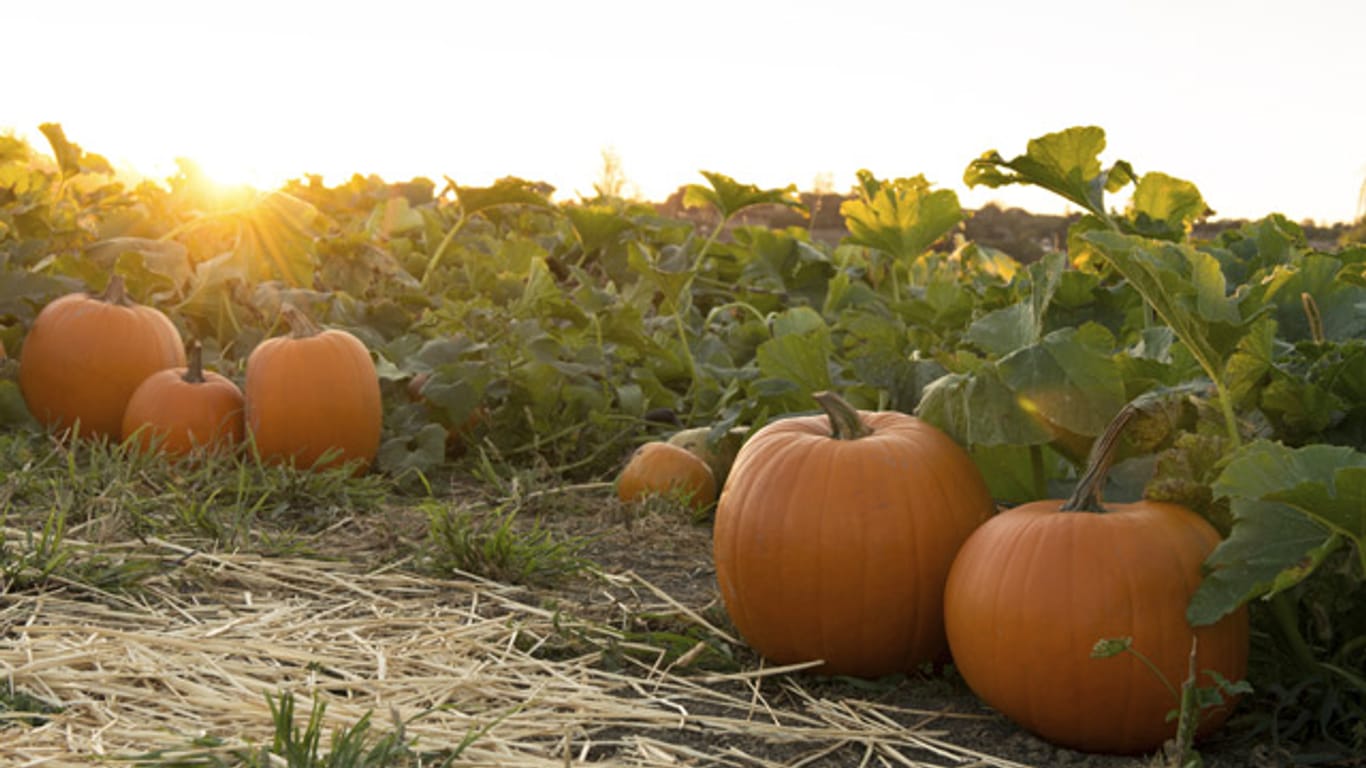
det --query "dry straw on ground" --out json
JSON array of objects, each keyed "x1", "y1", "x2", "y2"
[{"x1": 1, "y1": 536, "x2": 1031, "y2": 767}]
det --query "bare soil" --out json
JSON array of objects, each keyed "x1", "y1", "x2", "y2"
[{"x1": 524, "y1": 495, "x2": 1295, "y2": 768}]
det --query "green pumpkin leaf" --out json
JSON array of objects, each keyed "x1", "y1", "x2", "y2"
[
  {"x1": 839, "y1": 171, "x2": 962, "y2": 261},
  {"x1": 753, "y1": 312, "x2": 832, "y2": 412},
  {"x1": 456, "y1": 177, "x2": 554, "y2": 216},
  {"x1": 377, "y1": 422, "x2": 448, "y2": 478},
  {"x1": 566, "y1": 205, "x2": 635, "y2": 254},
  {"x1": 917, "y1": 366, "x2": 1054, "y2": 447},
  {"x1": 365, "y1": 197, "x2": 424, "y2": 238},
  {"x1": 1129, "y1": 171, "x2": 1208, "y2": 238},
  {"x1": 1189, "y1": 440, "x2": 1366, "y2": 625},
  {"x1": 682, "y1": 171, "x2": 804, "y2": 222},
  {"x1": 964, "y1": 126, "x2": 1133, "y2": 219},
  {"x1": 1252, "y1": 253, "x2": 1366, "y2": 342},
  {"x1": 966, "y1": 250, "x2": 1067, "y2": 356},
  {"x1": 995, "y1": 326, "x2": 1127, "y2": 439},
  {"x1": 231, "y1": 191, "x2": 321, "y2": 287},
  {"x1": 1081, "y1": 231, "x2": 1247, "y2": 386}
]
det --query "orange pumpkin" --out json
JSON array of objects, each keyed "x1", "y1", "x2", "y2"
[
  {"x1": 617, "y1": 441, "x2": 717, "y2": 510},
  {"x1": 713, "y1": 391, "x2": 994, "y2": 677},
  {"x1": 943, "y1": 405, "x2": 1249, "y2": 755},
  {"x1": 18, "y1": 276, "x2": 186, "y2": 440},
  {"x1": 122, "y1": 341, "x2": 245, "y2": 458},
  {"x1": 244, "y1": 304, "x2": 382, "y2": 472}
]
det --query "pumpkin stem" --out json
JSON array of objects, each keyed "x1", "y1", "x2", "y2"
[
  {"x1": 1061, "y1": 403, "x2": 1138, "y2": 513},
  {"x1": 812, "y1": 391, "x2": 873, "y2": 440},
  {"x1": 279, "y1": 303, "x2": 323, "y2": 339},
  {"x1": 97, "y1": 275, "x2": 133, "y2": 306},
  {"x1": 182, "y1": 341, "x2": 206, "y2": 385}
]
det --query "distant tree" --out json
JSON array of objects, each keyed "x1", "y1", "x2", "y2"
[{"x1": 593, "y1": 146, "x2": 636, "y2": 200}]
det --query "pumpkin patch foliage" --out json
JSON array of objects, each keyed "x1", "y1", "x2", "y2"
[{"x1": 0, "y1": 123, "x2": 1363, "y2": 761}]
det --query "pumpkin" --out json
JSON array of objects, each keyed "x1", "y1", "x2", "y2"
[
  {"x1": 122, "y1": 341, "x2": 245, "y2": 458},
  {"x1": 244, "y1": 304, "x2": 382, "y2": 472},
  {"x1": 942, "y1": 404, "x2": 1249, "y2": 755},
  {"x1": 713, "y1": 391, "x2": 994, "y2": 677},
  {"x1": 666, "y1": 425, "x2": 748, "y2": 488},
  {"x1": 18, "y1": 275, "x2": 186, "y2": 440},
  {"x1": 617, "y1": 441, "x2": 717, "y2": 510}
]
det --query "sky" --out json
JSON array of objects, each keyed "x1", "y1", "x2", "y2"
[{"x1": 7, "y1": 0, "x2": 1366, "y2": 223}]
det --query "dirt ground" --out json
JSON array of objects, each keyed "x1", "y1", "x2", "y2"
[
  {"x1": 525, "y1": 495, "x2": 1298, "y2": 768},
  {"x1": 1, "y1": 483, "x2": 1331, "y2": 767}
]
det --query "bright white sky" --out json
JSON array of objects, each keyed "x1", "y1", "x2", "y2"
[{"x1": 8, "y1": 0, "x2": 1366, "y2": 222}]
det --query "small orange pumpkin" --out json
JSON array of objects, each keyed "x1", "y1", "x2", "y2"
[
  {"x1": 19, "y1": 276, "x2": 186, "y2": 440},
  {"x1": 617, "y1": 441, "x2": 717, "y2": 510},
  {"x1": 943, "y1": 405, "x2": 1250, "y2": 755},
  {"x1": 122, "y1": 341, "x2": 245, "y2": 458},
  {"x1": 244, "y1": 304, "x2": 382, "y2": 472},
  {"x1": 713, "y1": 391, "x2": 995, "y2": 677}
]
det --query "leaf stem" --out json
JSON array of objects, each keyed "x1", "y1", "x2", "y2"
[
  {"x1": 1029, "y1": 443, "x2": 1046, "y2": 501},
  {"x1": 1270, "y1": 590, "x2": 1321, "y2": 674},
  {"x1": 420, "y1": 210, "x2": 468, "y2": 289}
]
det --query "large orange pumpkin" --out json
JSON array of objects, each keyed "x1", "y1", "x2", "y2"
[
  {"x1": 713, "y1": 391, "x2": 995, "y2": 677},
  {"x1": 18, "y1": 275, "x2": 186, "y2": 440},
  {"x1": 943, "y1": 405, "x2": 1249, "y2": 755},
  {"x1": 123, "y1": 341, "x2": 245, "y2": 458},
  {"x1": 244, "y1": 304, "x2": 382, "y2": 472}
]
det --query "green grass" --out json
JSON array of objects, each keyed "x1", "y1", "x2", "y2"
[
  {"x1": 126, "y1": 691, "x2": 466, "y2": 767},
  {"x1": 0, "y1": 428, "x2": 390, "y2": 594},
  {"x1": 420, "y1": 499, "x2": 591, "y2": 588}
]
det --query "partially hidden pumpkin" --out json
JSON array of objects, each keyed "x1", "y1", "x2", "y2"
[
  {"x1": 19, "y1": 275, "x2": 186, "y2": 440},
  {"x1": 713, "y1": 391, "x2": 995, "y2": 678},
  {"x1": 666, "y1": 425, "x2": 748, "y2": 488},
  {"x1": 244, "y1": 304, "x2": 382, "y2": 472},
  {"x1": 617, "y1": 441, "x2": 717, "y2": 511},
  {"x1": 122, "y1": 341, "x2": 245, "y2": 458},
  {"x1": 942, "y1": 404, "x2": 1249, "y2": 755}
]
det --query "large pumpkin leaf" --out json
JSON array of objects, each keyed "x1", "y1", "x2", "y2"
[
  {"x1": 964, "y1": 125, "x2": 1134, "y2": 220},
  {"x1": 1128, "y1": 171, "x2": 1209, "y2": 239},
  {"x1": 839, "y1": 171, "x2": 962, "y2": 262},
  {"x1": 996, "y1": 325, "x2": 1128, "y2": 439},
  {"x1": 455, "y1": 177, "x2": 554, "y2": 216},
  {"x1": 566, "y1": 204, "x2": 635, "y2": 255},
  {"x1": 682, "y1": 171, "x2": 804, "y2": 222},
  {"x1": 917, "y1": 366, "x2": 1054, "y2": 448},
  {"x1": 752, "y1": 307, "x2": 832, "y2": 413},
  {"x1": 1189, "y1": 440, "x2": 1366, "y2": 625}
]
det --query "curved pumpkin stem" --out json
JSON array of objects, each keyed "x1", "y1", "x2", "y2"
[
  {"x1": 1061, "y1": 403, "x2": 1138, "y2": 513},
  {"x1": 182, "y1": 341, "x2": 206, "y2": 385},
  {"x1": 812, "y1": 390, "x2": 873, "y2": 441},
  {"x1": 279, "y1": 303, "x2": 323, "y2": 339},
  {"x1": 97, "y1": 275, "x2": 133, "y2": 306}
]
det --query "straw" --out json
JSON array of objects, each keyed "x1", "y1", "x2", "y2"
[{"x1": 1, "y1": 539, "x2": 1031, "y2": 766}]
